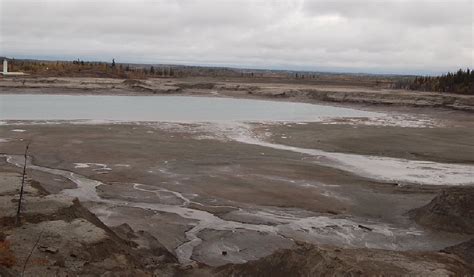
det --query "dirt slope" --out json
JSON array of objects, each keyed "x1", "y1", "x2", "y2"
[
  {"x1": 409, "y1": 187, "x2": 474, "y2": 234},
  {"x1": 213, "y1": 242, "x2": 473, "y2": 276}
]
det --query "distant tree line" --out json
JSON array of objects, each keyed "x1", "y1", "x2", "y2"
[
  {"x1": 393, "y1": 69, "x2": 473, "y2": 95},
  {"x1": 7, "y1": 58, "x2": 177, "y2": 79}
]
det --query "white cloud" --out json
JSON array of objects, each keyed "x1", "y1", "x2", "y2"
[{"x1": 0, "y1": 0, "x2": 472, "y2": 74}]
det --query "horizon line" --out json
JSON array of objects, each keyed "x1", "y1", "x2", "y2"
[{"x1": 1, "y1": 54, "x2": 466, "y2": 77}]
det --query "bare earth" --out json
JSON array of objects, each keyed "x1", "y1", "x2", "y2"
[
  {"x1": 0, "y1": 77, "x2": 473, "y2": 276},
  {"x1": 1, "y1": 76, "x2": 474, "y2": 111}
]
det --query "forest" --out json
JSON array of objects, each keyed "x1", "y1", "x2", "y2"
[
  {"x1": 394, "y1": 69, "x2": 473, "y2": 95},
  {"x1": 3, "y1": 58, "x2": 473, "y2": 95}
]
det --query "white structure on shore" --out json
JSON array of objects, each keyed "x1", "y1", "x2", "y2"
[{"x1": 1, "y1": 59, "x2": 26, "y2": 76}]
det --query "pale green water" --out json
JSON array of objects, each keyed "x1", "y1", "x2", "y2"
[{"x1": 0, "y1": 94, "x2": 380, "y2": 122}]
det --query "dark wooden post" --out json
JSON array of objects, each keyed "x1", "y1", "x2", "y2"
[{"x1": 16, "y1": 143, "x2": 30, "y2": 225}]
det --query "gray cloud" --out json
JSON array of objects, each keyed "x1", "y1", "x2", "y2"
[{"x1": 0, "y1": 0, "x2": 472, "y2": 74}]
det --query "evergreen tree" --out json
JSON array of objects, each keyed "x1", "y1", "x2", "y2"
[{"x1": 404, "y1": 69, "x2": 472, "y2": 95}]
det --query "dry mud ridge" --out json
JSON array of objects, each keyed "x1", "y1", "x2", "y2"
[
  {"x1": 213, "y1": 242, "x2": 473, "y2": 277},
  {"x1": 1, "y1": 168, "x2": 473, "y2": 276},
  {"x1": 409, "y1": 187, "x2": 474, "y2": 235},
  {"x1": 1, "y1": 77, "x2": 473, "y2": 111}
]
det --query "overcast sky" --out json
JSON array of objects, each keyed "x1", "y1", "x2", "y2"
[{"x1": 0, "y1": 0, "x2": 472, "y2": 74}]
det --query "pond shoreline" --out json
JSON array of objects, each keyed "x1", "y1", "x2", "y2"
[{"x1": 1, "y1": 76, "x2": 473, "y2": 112}]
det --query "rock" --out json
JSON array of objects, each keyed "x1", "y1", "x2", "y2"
[
  {"x1": 358, "y1": 225, "x2": 373, "y2": 231},
  {"x1": 39, "y1": 246, "x2": 58, "y2": 254}
]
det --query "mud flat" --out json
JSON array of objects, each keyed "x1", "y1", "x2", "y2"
[
  {"x1": 1, "y1": 76, "x2": 474, "y2": 111},
  {"x1": 0, "y1": 89, "x2": 473, "y2": 275}
]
